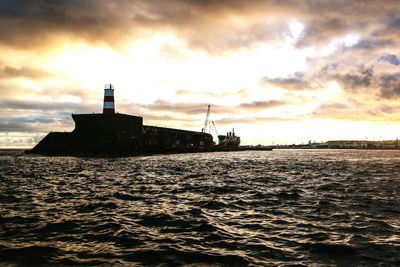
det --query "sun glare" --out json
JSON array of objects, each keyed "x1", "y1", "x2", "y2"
[{"x1": 288, "y1": 19, "x2": 305, "y2": 41}]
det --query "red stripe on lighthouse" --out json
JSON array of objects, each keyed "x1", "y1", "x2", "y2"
[{"x1": 104, "y1": 96, "x2": 114, "y2": 102}]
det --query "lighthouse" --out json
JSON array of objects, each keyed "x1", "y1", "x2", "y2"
[{"x1": 103, "y1": 84, "x2": 115, "y2": 114}]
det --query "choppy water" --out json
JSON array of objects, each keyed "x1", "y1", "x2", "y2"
[{"x1": 0, "y1": 149, "x2": 399, "y2": 266}]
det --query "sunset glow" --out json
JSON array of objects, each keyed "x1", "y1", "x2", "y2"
[{"x1": 1, "y1": 1, "x2": 400, "y2": 148}]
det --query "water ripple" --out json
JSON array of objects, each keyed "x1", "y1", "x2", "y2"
[{"x1": 0, "y1": 149, "x2": 399, "y2": 266}]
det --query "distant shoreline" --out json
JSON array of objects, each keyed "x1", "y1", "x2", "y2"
[
  {"x1": 0, "y1": 148, "x2": 27, "y2": 151},
  {"x1": 2, "y1": 147, "x2": 400, "y2": 153},
  {"x1": 271, "y1": 147, "x2": 400, "y2": 150}
]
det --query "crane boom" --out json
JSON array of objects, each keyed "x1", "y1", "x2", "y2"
[
  {"x1": 211, "y1": 121, "x2": 218, "y2": 136},
  {"x1": 202, "y1": 104, "x2": 211, "y2": 133}
]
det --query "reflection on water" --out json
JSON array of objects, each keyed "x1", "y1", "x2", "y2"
[{"x1": 0, "y1": 150, "x2": 399, "y2": 266}]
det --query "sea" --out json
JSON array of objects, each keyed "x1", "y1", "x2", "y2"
[{"x1": 0, "y1": 149, "x2": 399, "y2": 266}]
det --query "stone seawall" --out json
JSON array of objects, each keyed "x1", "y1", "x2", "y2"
[{"x1": 27, "y1": 113, "x2": 213, "y2": 156}]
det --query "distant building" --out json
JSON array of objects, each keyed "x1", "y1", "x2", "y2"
[
  {"x1": 308, "y1": 141, "x2": 328, "y2": 149},
  {"x1": 367, "y1": 140, "x2": 399, "y2": 149},
  {"x1": 327, "y1": 140, "x2": 399, "y2": 149},
  {"x1": 327, "y1": 140, "x2": 368, "y2": 149}
]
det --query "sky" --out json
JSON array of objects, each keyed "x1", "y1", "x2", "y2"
[{"x1": 1, "y1": 0, "x2": 400, "y2": 148}]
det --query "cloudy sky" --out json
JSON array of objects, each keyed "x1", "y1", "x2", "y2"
[{"x1": 1, "y1": 0, "x2": 400, "y2": 147}]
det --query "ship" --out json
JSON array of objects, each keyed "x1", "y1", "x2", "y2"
[
  {"x1": 217, "y1": 130, "x2": 241, "y2": 150},
  {"x1": 26, "y1": 84, "x2": 238, "y2": 156}
]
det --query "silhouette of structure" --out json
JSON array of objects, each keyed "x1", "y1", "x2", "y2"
[
  {"x1": 27, "y1": 84, "x2": 214, "y2": 156},
  {"x1": 103, "y1": 84, "x2": 115, "y2": 114}
]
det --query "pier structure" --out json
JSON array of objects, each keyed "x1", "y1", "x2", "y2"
[{"x1": 27, "y1": 84, "x2": 214, "y2": 156}]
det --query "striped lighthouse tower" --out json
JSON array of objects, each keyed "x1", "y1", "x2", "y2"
[{"x1": 103, "y1": 84, "x2": 115, "y2": 114}]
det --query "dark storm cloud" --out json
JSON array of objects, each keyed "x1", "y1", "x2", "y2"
[
  {"x1": 0, "y1": 99, "x2": 70, "y2": 110},
  {"x1": 305, "y1": 61, "x2": 373, "y2": 92},
  {"x1": 369, "y1": 12, "x2": 400, "y2": 45},
  {"x1": 0, "y1": 99, "x2": 96, "y2": 113},
  {"x1": 387, "y1": 12, "x2": 400, "y2": 28},
  {"x1": 312, "y1": 103, "x2": 349, "y2": 114},
  {"x1": 139, "y1": 99, "x2": 287, "y2": 115},
  {"x1": 315, "y1": 61, "x2": 400, "y2": 99},
  {"x1": 379, "y1": 54, "x2": 400, "y2": 66},
  {"x1": 0, "y1": 114, "x2": 71, "y2": 132},
  {"x1": 379, "y1": 73, "x2": 400, "y2": 98},
  {"x1": 297, "y1": 1, "x2": 400, "y2": 47},
  {"x1": 312, "y1": 102, "x2": 370, "y2": 121},
  {"x1": 297, "y1": 16, "x2": 351, "y2": 47},
  {"x1": 333, "y1": 66, "x2": 374, "y2": 91},
  {"x1": 215, "y1": 116, "x2": 297, "y2": 126},
  {"x1": 378, "y1": 104, "x2": 398, "y2": 114},
  {"x1": 0, "y1": 0, "x2": 125, "y2": 48},
  {"x1": 0, "y1": 64, "x2": 50, "y2": 79},
  {"x1": 350, "y1": 39, "x2": 395, "y2": 51},
  {"x1": 239, "y1": 100, "x2": 286, "y2": 109},
  {"x1": 138, "y1": 100, "x2": 228, "y2": 115},
  {"x1": 0, "y1": 120, "x2": 35, "y2": 132},
  {"x1": 261, "y1": 73, "x2": 310, "y2": 90},
  {"x1": 312, "y1": 101, "x2": 400, "y2": 121},
  {"x1": 311, "y1": 61, "x2": 400, "y2": 99},
  {"x1": 1, "y1": 0, "x2": 399, "y2": 53}
]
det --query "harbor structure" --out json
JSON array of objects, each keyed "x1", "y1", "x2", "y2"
[
  {"x1": 27, "y1": 84, "x2": 215, "y2": 156},
  {"x1": 201, "y1": 106, "x2": 241, "y2": 150}
]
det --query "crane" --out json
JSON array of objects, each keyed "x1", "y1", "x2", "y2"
[
  {"x1": 211, "y1": 121, "x2": 218, "y2": 136},
  {"x1": 202, "y1": 104, "x2": 211, "y2": 133},
  {"x1": 211, "y1": 120, "x2": 220, "y2": 144}
]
